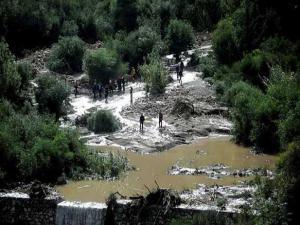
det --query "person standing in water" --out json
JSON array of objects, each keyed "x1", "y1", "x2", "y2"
[
  {"x1": 158, "y1": 111, "x2": 163, "y2": 128},
  {"x1": 104, "y1": 84, "x2": 109, "y2": 103},
  {"x1": 176, "y1": 64, "x2": 180, "y2": 80},
  {"x1": 140, "y1": 114, "x2": 145, "y2": 131},
  {"x1": 130, "y1": 87, "x2": 133, "y2": 105},
  {"x1": 74, "y1": 81, "x2": 79, "y2": 98},
  {"x1": 92, "y1": 81, "x2": 98, "y2": 99},
  {"x1": 122, "y1": 76, "x2": 125, "y2": 92}
]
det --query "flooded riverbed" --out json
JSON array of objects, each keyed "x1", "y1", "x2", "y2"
[{"x1": 56, "y1": 136, "x2": 276, "y2": 202}]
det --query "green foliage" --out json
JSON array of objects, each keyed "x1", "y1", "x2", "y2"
[
  {"x1": 84, "y1": 47, "x2": 126, "y2": 84},
  {"x1": 166, "y1": 19, "x2": 195, "y2": 59},
  {"x1": 120, "y1": 26, "x2": 162, "y2": 67},
  {"x1": 0, "y1": 105, "x2": 87, "y2": 182},
  {"x1": 114, "y1": 0, "x2": 138, "y2": 32},
  {"x1": 61, "y1": 20, "x2": 79, "y2": 37},
  {"x1": 198, "y1": 55, "x2": 218, "y2": 78},
  {"x1": 17, "y1": 62, "x2": 34, "y2": 91},
  {"x1": 87, "y1": 110, "x2": 120, "y2": 134},
  {"x1": 140, "y1": 54, "x2": 167, "y2": 95},
  {"x1": 35, "y1": 75, "x2": 70, "y2": 120},
  {"x1": 170, "y1": 210, "x2": 253, "y2": 225},
  {"x1": 85, "y1": 150, "x2": 129, "y2": 178},
  {"x1": 47, "y1": 36, "x2": 86, "y2": 74},
  {"x1": 0, "y1": 41, "x2": 21, "y2": 102},
  {"x1": 212, "y1": 18, "x2": 240, "y2": 65}
]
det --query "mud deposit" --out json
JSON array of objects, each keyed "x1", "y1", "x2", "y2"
[{"x1": 56, "y1": 136, "x2": 276, "y2": 203}]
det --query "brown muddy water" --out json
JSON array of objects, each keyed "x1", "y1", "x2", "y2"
[{"x1": 56, "y1": 136, "x2": 277, "y2": 202}]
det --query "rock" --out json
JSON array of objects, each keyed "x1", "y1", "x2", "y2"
[
  {"x1": 171, "y1": 99, "x2": 194, "y2": 116},
  {"x1": 29, "y1": 181, "x2": 49, "y2": 199},
  {"x1": 56, "y1": 172, "x2": 67, "y2": 185}
]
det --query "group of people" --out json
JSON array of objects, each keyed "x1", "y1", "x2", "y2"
[
  {"x1": 139, "y1": 111, "x2": 163, "y2": 132},
  {"x1": 175, "y1": 60, "x2": 185, "y2": 85}
]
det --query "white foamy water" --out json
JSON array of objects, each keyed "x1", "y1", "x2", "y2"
[{"x1": 56, "y1": 201, "x2": 106, "y2": 225}]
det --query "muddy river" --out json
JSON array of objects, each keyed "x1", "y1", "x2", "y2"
[{"x1": 56, "y1": 136, "x2": 276, "y2": 202}]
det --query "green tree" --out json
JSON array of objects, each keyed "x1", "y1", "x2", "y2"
[
  {"x1": 114, "y1": 0, "x2": 138, "y2": 32},
  {"x1": 166, "y1": 19, "x2": 195, "y2": 60},
  {"x1": 47, "y1": 36, "x2": 86, "y2": 74},
  {"x1": 83, "y1": 48, "x2": 126, "y2": 84},
  {"x1": 0, "y1": 41, "x2": 21, "y2": 102},
  {"x1": 35, "y1": 76, "x2": 70, "y2": 120},
  {"x1": 87, "y1": 110, "x2": 120, "y2": 133},
  {"x1": 140, "y1": 54, "x2": 167, "y2": 95}
]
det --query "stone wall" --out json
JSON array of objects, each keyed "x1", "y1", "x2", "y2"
[
  {"x1": 0, "y1": 193, "x2": 236, "y2": 225},
  {"x1": 0, "y1": 192, "x2": 62, "y2": 225},
  {"x1": 114, "y1": 200, "x2": 236, "y2": 225}
]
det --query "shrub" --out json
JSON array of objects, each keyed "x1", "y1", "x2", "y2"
[
  {"x1": 140, "y1": 55, "x2": 167, "y2": 95},
  {"x1": 87, "y1": 110, "x2": 120, "y2": 133},
  {"x1": 0, "y1": 107, "x2": 87, "y2": 182},
  {"x1": 83, "y1": 48, "x2": 126, "y2": 84},
  {"x1": 17, "y1": 62, "x2": 34, "y2": 91},
  {"x1": 35, "y1": 75, "x2": 71, "y2": 120},
  {"x1": 47, "y1": 36, "x2": 86, "y2": 74},
  {"x1": 227, "y1": 81, "x2": 264, "y2": 145},
  {"x1": 61, "y1": 20, "x2": 79, "y2": 37},
  {"x1": 114, "y1": 0, "x2": 138, "y2": 32},
  {"x1": 0, "y1": 41, "x2": 21, "y2": 102},
  {"x1": 198, "y1": 55, "x2": 218, "y2": 78},
  {"x1": 212, "y1": 18, "x2": 240, "y2": 65},
  {"x1": 121, "y1": 26, "x2": 162, "y2": 67},
  {"x1": 166, "y1": 19, "x2": 195, "y2": 60}
]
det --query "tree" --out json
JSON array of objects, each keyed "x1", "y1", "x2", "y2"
[
  {"x1": 166, "y1": 19, "x2": 195, "y2": 60},
  {"x1": 0, "y1": 41, "x2": 21, "y2": 102},
  {"x1": 140, "y1": 54, "x2": 167, "y2": 95},
  {"x1": 47, "y1": 36, "x2": 86, "y2": 74},
  {"x1": 87, "y1": 110, "x2": 120, "y2": 133},
  {"x1": 114, "y1": 0, "x2": 138, "y2": 32},
  {"x1": 83, "y1": 48, "x2": 126, "y2": 84},
  {"x1": 35, "y1": 76, "x2": 70, "y2": 120},
  {"x1": 121, "y1": 26, "x2": 162, "y2": 67}
]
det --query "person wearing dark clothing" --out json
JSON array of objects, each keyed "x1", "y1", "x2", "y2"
[
  {"x1": 92, "y1": 82, "x2": 98, "y2": 99},
  {"x1": 121, "y1": 76, "x2": 125, "y2": 92},
  {"x1": 178, "y1": 70, "x2": 183, "y2": 85},
  {"x1": 98, "y1": 83, "x2": 103, "y2": 98},
  {"x1": 159, "y1": 111, "x2": 163, "y2": 128},
  {"x1": 104, "y1": 85, "x2": 109, "y2": 103},
  {"x1": 176, "y1": 64, "x2": 180, "y2": 80},
  {"x1": 130, "y1": 87, "x2": 133, "y2": 105},
  {"x1": 180, "y1": 60, "x2": 184, "y2": 73},
  {"x1": 140, "y1": 114, "x2": 145, "y2": 131},
  {"x1": 117, "y1": 78, "x2": 122, "y2": 92},
  {"x1": 74, "y1": 81, "x2": 79, "y2": 98}
]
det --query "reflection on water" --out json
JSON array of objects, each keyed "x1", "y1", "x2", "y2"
[{"x1": 56, "y1": 136, "x2": 277, "y2": 202}]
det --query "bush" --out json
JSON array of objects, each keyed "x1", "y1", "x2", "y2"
[
  {"x1": 47, "y1": 36, "x2": 86, "y2": 74},
  {"x1": 198, "y1": 55, "x2": 218, "y2": 78},
  {"x1": 83, "y1": 47, "x2": 126, "y2": 84},
  {"x1": 17, "y1": 62, "x2": 34, "y2": 91},
  {"x1": 227, "y1": 81, "x2": 264, "y2": 145},
  {"x1": 212, "y1": 18, "x2": 240, "y2": 65},
  {"x1": 0, "y1": 41, "x2": 21, "y2": 102},
  {"x1": 85, "y1": 150, "x2": 129, "y2": 178},
  {"x1": 140, "y1": 55, "x2": 167, "y2": 95},
  {"x1": 61, "y1": 20, "x2": 79, "y2": 37},
  {"x1": 166, "y1": 19, "x2": 195, "y2": 60},
  {"x1": 0, "y1": 107, "x2": 87, "y2": 182},
  {"x1": 121, "y1": 26, "x2": 162, "y2": 67},
  {"x1": 35, "y1": 75, "x2": 71, "y2": 120},
  {"x1": 114, "y1": 0, "x2": 138, "y2": 32},
  {"x1": 87, "y1": 110, "x2": 120, "y2": 133}
]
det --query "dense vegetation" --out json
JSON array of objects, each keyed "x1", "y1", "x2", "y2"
[
  {"x1": 1, "y1": 0, "x2": 300, "y2": 224},
  {"x1": 87, "y1": 110, "x2": 121, "y2": 133}
]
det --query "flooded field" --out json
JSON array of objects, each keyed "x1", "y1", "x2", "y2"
[{"x1": 56, "y1": 136, "x2": 277, "y2": 202}]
